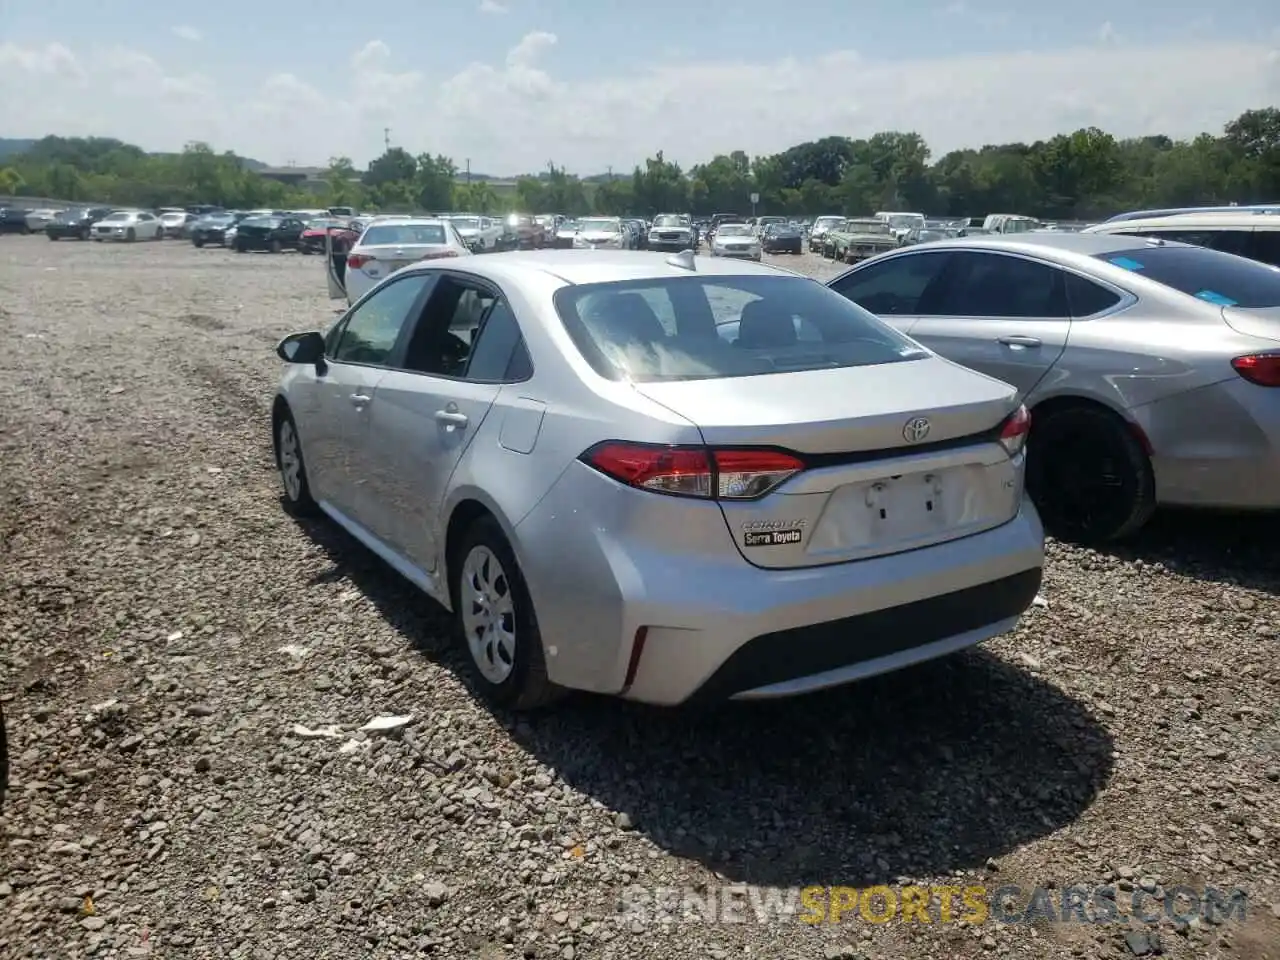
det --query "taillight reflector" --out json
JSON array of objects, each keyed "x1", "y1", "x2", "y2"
[
  {"x1": 998, "y1": 405, "x2": 1031, "y2": 457},
  {"x1": 580, "y1": 442, "x2": 804, "y2": 500},
  {"x1": 347, "y1": 254, "x2": 371, "y2": 269},
  {"x1": 421, "y1": 250, "x2": 460, "y2": 260},
  {"x1": 1232, "y1": 354, "x2": 1280, "y2": 387}
]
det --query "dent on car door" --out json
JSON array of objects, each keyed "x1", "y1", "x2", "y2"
[
  {"x1": 907, "y1": 251, "x2": 1073, "y2": 399},
  {"x1": 362, "y1": 278, "x2": 516, "y2": 569},
  {"x1": 304, "y1": 273, "x2": 438, "y2": 523},
  {"x1": 827, "y1": 251, "x2": 953, "y2": 334}
]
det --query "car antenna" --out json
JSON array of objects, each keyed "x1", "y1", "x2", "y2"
[{"x1": 666, "y1": 249, "x2": 697, "y2": 271}]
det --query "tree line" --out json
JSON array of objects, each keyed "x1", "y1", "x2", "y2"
[{"x1": 2, "y1": 108, "x2": 1278, "y2": 220}]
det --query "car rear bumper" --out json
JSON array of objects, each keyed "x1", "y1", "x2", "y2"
[{"x1": 515, "y1": 464, "x2": 1045, "y2": 706}]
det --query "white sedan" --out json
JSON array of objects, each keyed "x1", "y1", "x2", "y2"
[
  {"x1": 572, "y1": 217, "x2": 627, "y2": 250},
  {"x1": 710, "y1": 223, "x2": 762, "y2": 260},
  {"x1": 332, "y1": 218, "x2": 472, "y2": 305},
  {"x1": 92, "y1": 210, "x2": 162, "y2": 242}
]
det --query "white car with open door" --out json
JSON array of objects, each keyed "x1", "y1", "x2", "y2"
[{"x1": 328, "y1": 217, "x2": 471, "y2": 306}]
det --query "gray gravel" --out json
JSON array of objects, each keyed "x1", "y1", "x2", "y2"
[{"x1": 1, "y1": 238, "x2": 1278, "y2": 959}]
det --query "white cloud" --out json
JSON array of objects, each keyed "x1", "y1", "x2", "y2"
[
  {"x1": 171, "y1": 25, "x2": 203, "y2": 42},
  {"x1": 479, "y1": 0, "x2": 508, "y2": 13},
  {"x1": 1098, "y1": 21, "x2": 1118, "y2": 44},
  {"x1": 0, "y1": 34, "x2": 1278, "y2": 173}
]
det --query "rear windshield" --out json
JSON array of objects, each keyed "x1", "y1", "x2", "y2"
[
  {"x1": 1096, "y1": 245, "x2": 1280, "y2": 308},
  {"x1": 653, "y1": 216, "x2": 686, "y2": 227},
  {"x1": 553, "y1": 275, "x2": 927, "y2": 383},
  {"x1": 578, "y1": 219, "x2": 620, "y2": 233},
  {"x1": 361, "y1": 224, "x2": 447, "y2": 245},
  {"x1": 243, "y1": 217, "x2": 281, "y2": 228}
]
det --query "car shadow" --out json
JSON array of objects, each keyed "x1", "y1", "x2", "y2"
[
  {"x1": 1103, "y1": 508, "x2": 1280, "y2": 596},
  {"x1": 291, "y1": 511, "x2": 1115, "y2": 888}
]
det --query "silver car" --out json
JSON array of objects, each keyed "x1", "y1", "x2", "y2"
[
  {"x1": 827, "y1": 233, "x2": 1280, "y2": 543},
  {"x1": 272, "y1": 250, "x2": 1044, "y2": 708}
]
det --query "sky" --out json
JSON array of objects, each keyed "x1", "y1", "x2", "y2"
[{"x1": 1, "y1": 1, "x2": 1278, "y2": 176}]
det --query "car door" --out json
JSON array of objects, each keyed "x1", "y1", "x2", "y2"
[
  {"x1": 906, "y1": 250, "x2": 1072, "y2": 400},
  {"x1": 303, "y1": 272, "x2": 438, "y2": 524},
  {"x1": 826, "y1": 251, "x2": 954, "y2": 335},
  {"x1": 324, "y1": 226, "x2": 347, "y2": 300},
  {"x1": 361, "y1": 275, "x2": 523, "y2": 569}
]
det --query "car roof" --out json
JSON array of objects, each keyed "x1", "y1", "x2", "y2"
[
  {"x1": 1086, "y1": 212, "x2": 1280, "y2": 230},
  {"x1": 906, "y1": 231, "x2": 1184, "y2": 258},
  {"x1": 397, "y1": 249, "x2": 793, "y2": 286}
]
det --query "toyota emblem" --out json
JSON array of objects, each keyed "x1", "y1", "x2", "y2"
[{"x1": 903, "y1": 417, "x2": 931, "y2": 443}]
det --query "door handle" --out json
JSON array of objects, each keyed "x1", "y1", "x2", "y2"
[
  {"x1": 435, "y1": 410, "x2": 469, "y2": 427},
  {"x1": 997, "y1": 335, "x2": 1042, "y2": 348},
  {"x1": 350, "y1": 393, "x2": 372, "y2": 406}
]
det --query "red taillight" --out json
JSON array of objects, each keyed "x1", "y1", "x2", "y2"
[
  {"x1": 998, "y1": 405, "x2": 1031, "y2": 457},
  {"x1": 1232, "y1": 354, "x2": 1280, "y2": 387},
  {"x1": 421, "y1": 250, "x2": 460, "y2": 260},
  {"x1": 580, "y1": 442, "x2": 804, "y2": 500},
  {"x1": 347, "y1": 254, "x2": 371, "y2": 269}
]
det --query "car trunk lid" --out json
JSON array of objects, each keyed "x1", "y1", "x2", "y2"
[
  {"x1": 633, "y1": 358, "x2": 1024, "y2": 568},
  {"x1": 1222, "y1": 306, "x2": 1280, "y2": 344},
  {"x1": 350, "y1": 243, "x2": 459, "y2": 280}
]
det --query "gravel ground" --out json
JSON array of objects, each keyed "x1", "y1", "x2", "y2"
[{"x1": 1, "y1": 237, "x2": 1278, "y2": 960}]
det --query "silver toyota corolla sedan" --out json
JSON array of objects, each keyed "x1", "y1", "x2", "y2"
[
  {"x1": 827, "y1": 234, "x2": 1280, "y2": 544},
  {"x1": 272, "y1": 250, "x2": 1044, "y2": 709}
]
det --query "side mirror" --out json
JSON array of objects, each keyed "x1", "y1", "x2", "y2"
[{"x1": 277, "y1": 331, "x2": 325, "y2": 365}]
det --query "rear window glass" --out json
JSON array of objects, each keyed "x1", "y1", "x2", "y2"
[
  {"x1": 361, "y1": 224, "x2": 447, "y2": 245},
  {"x1": 243, "y1": 217, "x2": 281, "y2": 228},
  {"x1": 1095, "y1": 246, "x2": 1280, "y2": 308},
  {"x1": 553, "y1": 276, "x2": 927, "y2": 383}
]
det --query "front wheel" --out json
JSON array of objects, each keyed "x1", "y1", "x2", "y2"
[
  {"x1": 452, "y1": 517, "x2": 564, "y2": 709},
  {"x1": 126, "y1": 227, "x2": 136, "y2": 242},
  {"x1": 235, "y1": 241, "x2": 247, "y2": 253},
  {"x1": 269, "y1": 238, "x2": 282, "y2": 253},
  {"x1": 274, "y1": 410, "x2": 318, "y2": 516},
  {"x1": 1025, "y1": 405, "x2": 1155, "y2": 544}
]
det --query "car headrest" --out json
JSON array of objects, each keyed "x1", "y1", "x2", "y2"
[{"x1": 737, "y1": 299, "x2": 797, "y2": 348}]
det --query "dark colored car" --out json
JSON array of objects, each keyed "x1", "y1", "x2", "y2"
[
  {"x1": 233, "y1": 215, "x2": 307, "y2": 253},
  {"x1": 191, "y1": 212, "x2": 247, "y2": 248},
  {"x1": 46, "y1": 206, "x2": 114, "y2": 241},
  {"x1": 761, "y1": 223, "x2": 803, "y2": 254},
  {"x1": 0, "y1": 207, "x2": 33, "y2": 234}
]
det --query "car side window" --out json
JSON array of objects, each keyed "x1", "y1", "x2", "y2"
[
  {"x1": 464, "y1": 298, "x2": 533, "y2": 382},
  {"x1": 330, "y1": 273, "x2": 434, "y2": 366},
  {"x1": 828, "y1": 252, "x2": 951, "y2": 315},
  {"x1": 1064, "y1": 272, "x2": 1123, "y2": 317},
  {"x1": 934, "y1": 252, "x2": 1069, "y2": 319},
  {"x1": 399, "y1": 277, "x2": 496, "y2": 377},
  {"x1": 1245, "y1": 230, "x2": 1280, "y2": 267}
]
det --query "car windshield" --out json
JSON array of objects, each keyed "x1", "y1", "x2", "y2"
[
  {"x1": 578, "y1": 219, "x2": 619, "y2": 233},
  {"x1": 102, "y1": 213, "x2": 132, "y2": 222},
  {"x1": 813, "y1": 217, "x2": 844, "y2": 229},
  {"x1": 886, "y1": 215, "x2": 922, "y2": 230},
  {"x1": 56, "y1": 210, "x2": 83, "y2": 221},
  {"x1": 450, "y1": 217, "x2": 480, "y2": 230},
  {"x1": 360, "y1": 224, "x2": 448, "y2": 245},
  {"x1": 560, "y1": 221, "x2": 580, "y2": 231},
  {"x1": 1096, "y1": 245, "x2": 1280, "y2": 308},
  {"x1": 203, "y1": 214, "x2": 234, "y2": 222},
  {"x1": 848, "y1": 221, "x2": 890, "y2": 234},
  {"x1": 653, "y1": 216, "x2": 686, "y2": 227},
  {"x1": 717, "y1": 225, "x2": 752, "y2": 237},
  {"x1": 243, "y1": 217, "x2": 281, "y2": 228},
  {"x1": 553, "y1": 275, "x2": 927, "y2": 383}
]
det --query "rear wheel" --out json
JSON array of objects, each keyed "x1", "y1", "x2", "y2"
[
  {"x1": 452, "y1": 517, "x2": 564, "y2": 710},
  {"x1": 193, "y1": 237, "x2": 205, "y2": 248},
  {"x1": 1025, "y1": 405, "x2": 1155, "y2": 544},
  {"x1": 269, "y1": 238, "x2": 282, "y2": 253},
  {"x1": 48, "y1": 233, "x2": 57, "y2": 241},
  {"x1": 126, "y1": 227, "x2": 136, "y2": 242}
]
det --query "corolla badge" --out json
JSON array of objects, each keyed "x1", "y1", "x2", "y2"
[{"x1": 903, "y1": 417, "x2": 931, "y2": 443}]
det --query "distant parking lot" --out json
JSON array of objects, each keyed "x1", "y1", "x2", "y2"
[{"x1": 0, "y1": 236, "x2": 1277, "y2": 960}]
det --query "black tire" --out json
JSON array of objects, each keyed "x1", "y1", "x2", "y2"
[
  {"x1": 235, "y1": 241, "x2": 247, "y2": 253},
  {"x1": 80, "y1": 228, "x2": 90, "y2": 241},
  {"x1": 193, "y1": 238, "x2": 205, "y2": 248},
  {"x1": 451, "y1": 516, "x2": 564, "y2": 710},
  {"x1": 126, "y1": 227, "x2": 136, "y2": 242},
  {"x1": 1025, "y1": 404, "x2": 1155, "y2": 544},
  {"x1": 48, "y1": 232, "x2": 57, "y2": 241},
  {"x1": 269, "y1": 238, "x2": 282, "y2": 254},
  {"x1": 273, "y1": 408, "x2": 318, "y2": 517}
]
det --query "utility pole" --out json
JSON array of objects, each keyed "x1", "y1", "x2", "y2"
[
  {"x1": 465, "y1": 158, "x2": 471, "y2": 185},
  {"x1": 384, "y1": 127, "x2": 391, "y2": 152},
  {"x1": 607, "y1": 165, "x2": 613, "y2": 179}
]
